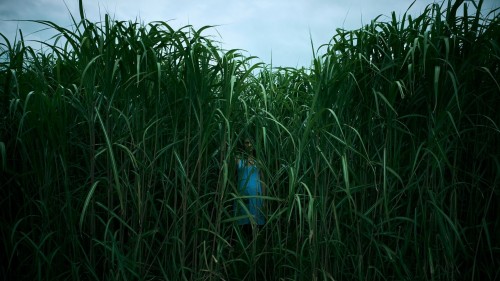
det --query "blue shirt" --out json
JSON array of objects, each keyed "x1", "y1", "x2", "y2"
[
  {"x1": 235, "y1": 159, "x2": 265, "y2": 225},
  {"x1": 237, "y1": 159, "x2": 262, "y2": 195}
]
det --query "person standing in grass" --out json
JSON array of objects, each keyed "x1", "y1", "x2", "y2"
[{"x1": 234, "y1": 137, "x2": 266, "y2": 234}]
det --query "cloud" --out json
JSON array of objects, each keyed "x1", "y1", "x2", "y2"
[{"x1": 1, "y1": 0, "x2": 498, "y2": 67}]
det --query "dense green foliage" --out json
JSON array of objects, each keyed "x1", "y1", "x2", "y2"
[{"x1": 1, "y1": 0, "x2": 499, "y2": 280}]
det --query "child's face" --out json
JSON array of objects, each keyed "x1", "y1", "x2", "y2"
[{"x1": 244, "y1": 139, "x2": 253, "y2": 152}]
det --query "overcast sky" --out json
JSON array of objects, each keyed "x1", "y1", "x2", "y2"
[{"x1": 1, "y1": 0, "x2": 498, "y2": 67}]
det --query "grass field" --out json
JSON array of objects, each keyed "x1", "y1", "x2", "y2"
[{"x1": 1, "y1": 0, "x2": 499, "y2": 280}]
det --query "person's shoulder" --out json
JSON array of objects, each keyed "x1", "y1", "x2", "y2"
[{"x1": 235, "y1": 156, "x2": 242, "y2": 166}]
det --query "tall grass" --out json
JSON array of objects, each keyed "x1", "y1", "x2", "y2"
[{"x1": 1, "y1": 0, "x2": 499, "y2": 280}]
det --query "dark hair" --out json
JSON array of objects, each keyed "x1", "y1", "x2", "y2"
[{"x1": 243, "y1": 135, "x2": 254, "y2": 143}]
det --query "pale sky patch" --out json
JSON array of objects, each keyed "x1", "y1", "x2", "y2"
[{"x1": 1, "y1": 0, "x2": 498, "y2": 67}]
